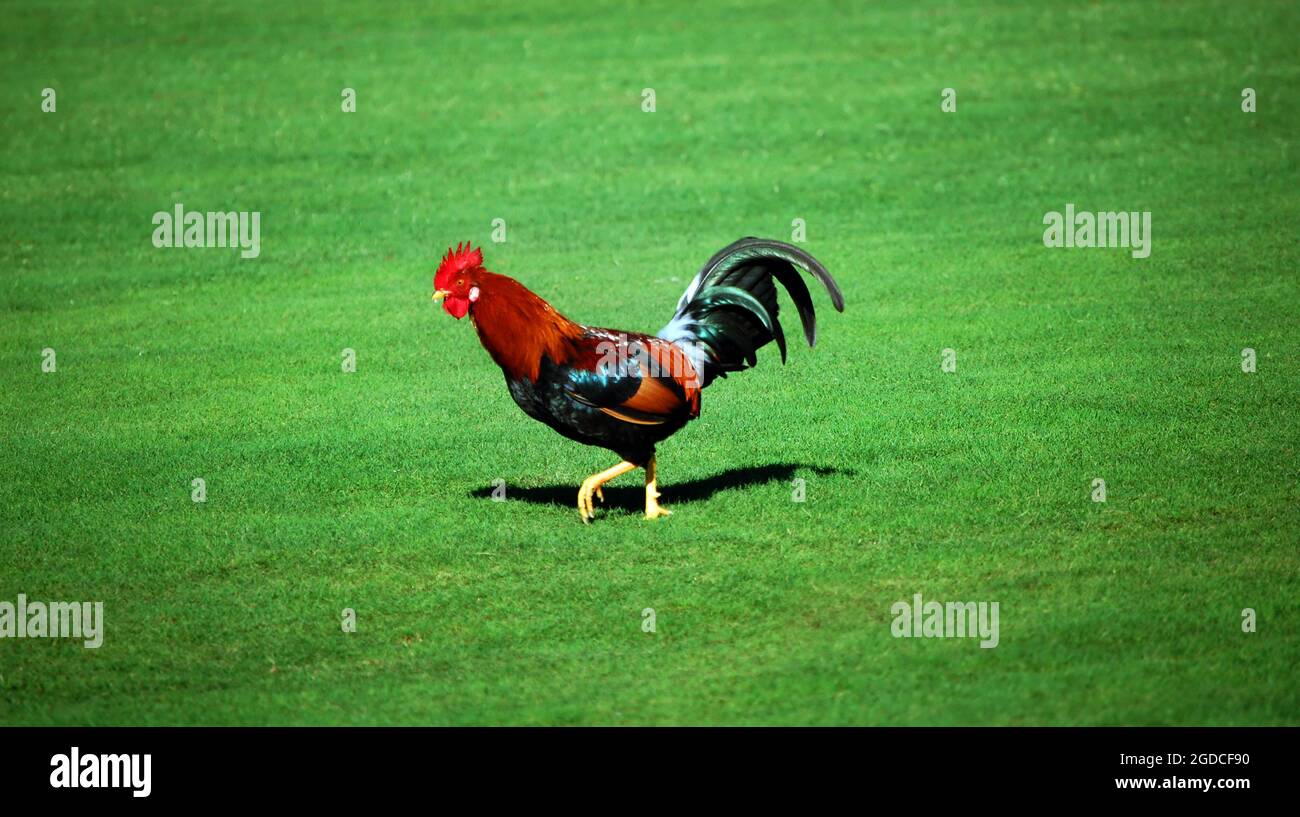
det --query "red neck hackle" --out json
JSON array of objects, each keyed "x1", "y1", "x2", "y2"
[{"x1": 435, "y1": 242, "x2": 584, "y2": 382}]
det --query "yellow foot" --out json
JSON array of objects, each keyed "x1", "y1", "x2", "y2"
[
  {"x1": 643, "y1": 455, "x2": 671, "y2": 520},
  {"x1": 645, "y1": 495, "x2": 672, "y2": 520},
  {"x1": 576, "y1": 461, "x2": 636, "y2": 524},
  {"x1": 644, "y1": 484, "x2": 672, "y2": 520},
  {"x1": 578, "y1": 475, "x2": 611, "y2": 524}
]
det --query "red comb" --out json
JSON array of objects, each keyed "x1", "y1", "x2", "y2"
[{"x1": 434, "y1": 242, "x2": 484, "y2": 289}]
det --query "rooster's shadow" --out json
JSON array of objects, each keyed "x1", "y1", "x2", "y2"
[{"x1": 469, "y1": 462, "x2": 850, "y2": 512}]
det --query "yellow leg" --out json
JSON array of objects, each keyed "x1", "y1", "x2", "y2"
[
  {"x1": 644, "y1": 456, "x2": 672, "y2": 520},
  {"x1": 577, "y1": 460, "x2": 637, "y2": 524}
]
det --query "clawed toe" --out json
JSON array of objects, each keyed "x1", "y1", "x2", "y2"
[{"x1": 575, "y1": 460, "x2": 638, "y2": 524}]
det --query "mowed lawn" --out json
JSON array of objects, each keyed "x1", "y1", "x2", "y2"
[{"x1": 1, "y1": 0, "x2": 1297, "y2": 725}]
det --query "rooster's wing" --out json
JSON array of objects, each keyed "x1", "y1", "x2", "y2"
[{"x1": 561, "y1": 329, "x2": 701, "y2": 426}]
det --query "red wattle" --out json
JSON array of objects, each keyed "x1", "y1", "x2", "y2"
[{"x1": 443, "y1": 295, "x2": 471, "y2": 319}]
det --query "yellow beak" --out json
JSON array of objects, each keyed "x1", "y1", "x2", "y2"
[{"x1": 432, "y1": 290, "x2": 450, "y2": 303}]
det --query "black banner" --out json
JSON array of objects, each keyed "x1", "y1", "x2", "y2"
[{"x1": 1, "y1": 727, "x2": 1287, "y2": 805}]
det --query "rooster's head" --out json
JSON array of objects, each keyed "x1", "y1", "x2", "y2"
[{"x1": 432, "y1": 242, "x2": 485, "y2": 319}]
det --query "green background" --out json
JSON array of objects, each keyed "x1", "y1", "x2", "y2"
[{"x1": 1, "y1": 0, "x2": 1296, "y2": 724}]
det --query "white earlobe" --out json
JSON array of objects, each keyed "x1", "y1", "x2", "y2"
[{"x1": 468, "y1": 286, "x2": 481, "y2": 302}]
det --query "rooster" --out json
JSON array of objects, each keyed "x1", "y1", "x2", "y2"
[{"x1": 432, "y1": 238, "x2": 844, "y2": 522}]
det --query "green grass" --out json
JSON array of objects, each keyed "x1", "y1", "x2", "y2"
[{"x1": 1, "y1": 0, "x2": 1297, "y2": 725}]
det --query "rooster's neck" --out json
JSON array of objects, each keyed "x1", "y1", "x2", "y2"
[{"x1": 468, "y1": 271, "x2": 584, "y2": 382}]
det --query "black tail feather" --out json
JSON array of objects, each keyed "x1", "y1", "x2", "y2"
[{"x1": 658, "y1": 238, "x2": 844, "y2": 387}]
